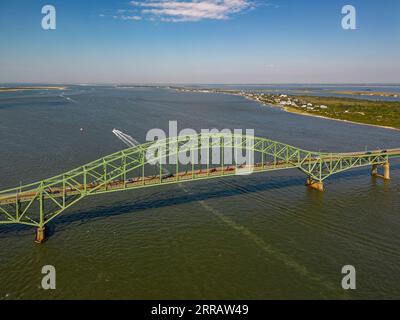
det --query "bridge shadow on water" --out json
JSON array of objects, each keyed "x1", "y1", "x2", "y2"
[{"x1": 1, "y1": 164, "x2": 399, "y2": 239}]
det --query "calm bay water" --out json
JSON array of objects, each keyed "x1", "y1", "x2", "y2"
[{"x1": 0, "y1": 85, "x2": 399, "y2": 299}]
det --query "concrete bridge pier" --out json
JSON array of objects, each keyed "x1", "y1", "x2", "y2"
[
  {"x1": 371, "y1": 162, "x2": 390, "y2": 180},
  {"x1": 306, "y1": 177, "x2": 324, "y2": 191},
  {"x1": 384, "y1": 162, "x2": 390, "y2": 180},
  {"x1": 371, "y1": 164, "x2": 378, "y2": 177},
  {"x1": 35, "y1": 227, "x2": 46, "y2": 244}
]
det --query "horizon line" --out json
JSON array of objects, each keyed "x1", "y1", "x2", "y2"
[{"x1": 1, "y1": 82, "x2": 400, "y2": 86}]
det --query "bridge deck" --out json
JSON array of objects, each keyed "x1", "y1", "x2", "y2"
[
  {"x1": 0, "y1": 162, "x2": 294, "y2": 205},
  {"x1": 2, "y1": 148, "x2": 400, "y2": 206}
]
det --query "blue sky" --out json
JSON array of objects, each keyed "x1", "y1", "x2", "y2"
[{"x1": 0, "y1": 0, "x2": 399, "y2": 84}]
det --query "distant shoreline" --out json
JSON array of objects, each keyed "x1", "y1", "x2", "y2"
[
  {"x1": 244, "y1": 96, "x2": 400, "y2": 132},
  {"x1": 281, "y1": 105, "x2": 400, "y2": 132},
  {"x1": 0, "y1": 86, "x2": 67, "y2": 92},
  {"x1": 172, "y1": 87, "x2": 400, "y2": 132},
  {"x1": 331, "y1": 90, "x2": 399, "y2": 98}
]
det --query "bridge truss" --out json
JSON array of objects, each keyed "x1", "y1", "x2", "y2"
[{"x1": 0, "y1": 133, "x2": 397, "y2": 242}]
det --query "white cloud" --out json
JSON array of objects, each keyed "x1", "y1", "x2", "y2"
[
  {"x1": 129, "y1": 0, "x2": 253, "y2": 22},
  {"x1": 120, "y1": 15, "x2": 143, "y2": 20}
]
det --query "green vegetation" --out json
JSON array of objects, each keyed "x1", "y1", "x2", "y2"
[{"x1": 287, "y1": 96, "x2": 400, "y2": 129}]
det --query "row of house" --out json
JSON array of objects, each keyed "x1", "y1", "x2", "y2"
[{"x1": 274, "y1": 94, "x2": 329, "y2": 111}]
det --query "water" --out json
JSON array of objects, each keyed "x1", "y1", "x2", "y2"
[{"x1": 0, "y1": 85, "x2": 399, "y2": 299}]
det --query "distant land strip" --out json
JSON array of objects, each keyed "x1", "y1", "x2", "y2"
[
  {"x1": 331, "y1": 91, "x2": 400, "y2": 98},
  {"x1": 0, "y1": 86, "x2": 67, "y2": 92},
  {"x1": 172, "y1": 87, "x2": 400, "y2": 131}
]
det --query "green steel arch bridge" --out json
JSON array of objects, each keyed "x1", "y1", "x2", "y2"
[{"x1": 0, "y1": 133, "x2": 399, "y2": 243}]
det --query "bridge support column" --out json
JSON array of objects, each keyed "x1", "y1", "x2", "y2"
[
  {"x1": 371, "y1": 164, "x2": 378, "y2": 177},
  {"x1": 371, "y1": 162, "x2": 390, "y2": 180},
  {"x1": 306, "y1": 177, "x2": 324, "y2": 192},
  {"x1": 35, "y1": 227, "x2": 46, "y2": 244},
  {"x1": 384, "y1": 162, "x2": 390, "y2": 180}
]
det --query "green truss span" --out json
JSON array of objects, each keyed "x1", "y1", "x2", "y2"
[{"x1": 0, "y1": 133, "x2": 399, "y2": 231}]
